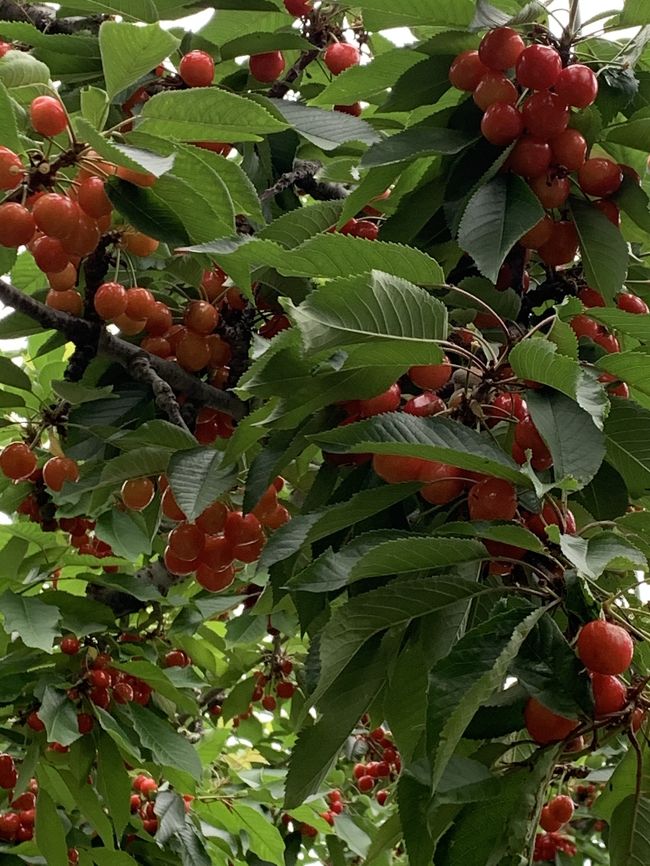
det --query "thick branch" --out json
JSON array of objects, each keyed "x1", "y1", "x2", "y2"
[
  {"x1": 0, "y1": 1, "x2": 108, "y2": 34},
  {"x1": 0, "y1": 278, "x2": 247, "y2": 420},
  {"x1": 261, "y1": 160, "x2": 349, "y2": 203},
  {"x1": 268, "y1": 49, "x2": 319, "y2": 99},
  {"x1": 128, "y1": 354, "x2": 191, "y2": 432}
]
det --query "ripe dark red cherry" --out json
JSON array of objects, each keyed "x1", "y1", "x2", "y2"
[
  {"x1": 515, "y1": 44, "x2": 562, "y2": 90},
  {"x1": 555, "y1": 64, "x2": 598, "y2": 108},
  {"x1": 577, "y1": 620, "x2": 634, "y2": 675},
  {"x1": 579, "y1": 287, "x2": 605, "y2": 308},
  {"x1": 591, "y1": 674, "x2": 627, "y2": 718},
  {"x1": 419, "y1": 464, "x2": 465, "y2": 505},
  {"x1": 578, "y1": 158, "x2": 623, "y2": 197},
  {"x1": 323, "y1": 43, "x2": 360, "y2": 75},
  {"x1": 524, "y1": 697, "x2": 579, "y2": 745},
  {"x1": 179, "y1": 50, "x2": 215, "y2": 87},
  {"x1": 0, "y1": 147, "x2": 24, "y2": 190},
  {"x1": 250, "y1": 51, "x2": 286, "y2": 83},
  {"x1": 478, "y1": 27, "x2": 525, "y2": 71},
  {"x1": 468, "y1": 477, "x2": 517, "y2": 520},
  {"x1": 0, "y1": 754, "x2": 17, "y2": 789},
  {"x1": 43, "y1": 456, "x2": 79, "y2": 491},
  {"x1": 60, "y1": 635, "x2": 80, "y2": 655},
  {"x1": 513, "y1": 417, "x2": 552, "y2": 470},
  {"x1": 184, "y1": 300, "x2": 219, "y2": 334},
  {"x1": 409, "y1": 357, "x2": 452, "y2": 390},
  {"x1": 617, "y1": 292, "x2": 649, "y2": 314},
  {"x1": 537, "y1": 221, "x2": 579, "y2": 267},
  {"x1": 480, "y1": 103, "x2": 523, "y2": 146},
  {"x1": 448, "y1": 51, "x2": 489, "y2": 91},
  {"x1": 30, "y1": 96, "x2": 68, "y2": 137},
  {"x1": 168, "y1": 522, "x2": 205, "y2": 561},
  {"x1": 548, "y1": 795, "x2": 574, "y2": 825},
  {"x1": 94, "y1": 282, "x2": 127, "y2": 320},
  {"x1": 570, "y1": 314, "x2": 601, "y2": 341},
  {"x1": 486, "y1": 392, "x2": 528, "y2": 425},
  {"x1": 373, "y1": 454, "x2": 438, "y2": 484},
  {"x1": 403, "y1": 392, "x2": 446, "y2": 416},
  {"x1": 595, "y1": 199, "x2": 621, "y2": 226},
  {"x1": 551, "y1": 129, "x2": 587, "y2": 171},
  {"x1": 509, "y1": 137, "x2": 552, "y2": 178},
  {"x1": 473, "y1": 72, "x2": 518, "y2": 110},
  {"x1": 540, "y1": 806, "x2": 564, "y2": 833},
  {"x1": 530, "y1": 174, "x2": 570, "y2": 209},
  {"x1": 285, "y1": 0, "x2": 311, "y2": 13},
  {"x1": 121, "y1": 477, "x2": 155, "y2": 511},
  {"x1": 522, "y1": 92, "x2": 569, "y2": 140}
]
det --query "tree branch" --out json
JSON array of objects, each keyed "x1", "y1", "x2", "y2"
[
  {"x1": 0, "y1": 1, "x2": 108, "y2": 34},
  {"x1": 260, "y1": 160, "x2": 349, "y2": 203},
  {"x1": 128, "y1": 354, "x2": 191, "y2": 432},
  {"x1": 268, "y1": 49, "x2": 320, "y2": 99},
  {"x1": 0, "y1": 278, "x2": 247, "y2": 420}
]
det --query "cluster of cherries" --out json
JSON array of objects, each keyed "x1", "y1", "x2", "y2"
[
  {"x1": 282, "y1": 788, "x2": 346, "y2": 838},
  {"x1": 117, "y1": 474, "x2": 289, "y2": 592},
  {"x1": 533, "y1": 830, "x2": 577, "y2": 862},
  {"x1": 0, "y1": 759, "x2": 38, "y2": 844},
  {"x1": 212, "y1": 653, "x2": 297, "y2": 725},
  {"x1": 524, "y1": 618, "x2": 643, "y2": 745},
  {"x1": 351, "y1": 725, "x2": 401, "y2": 805},
  {"x1": 449, "y1": 26, "x2": 634, "y2": 268}
]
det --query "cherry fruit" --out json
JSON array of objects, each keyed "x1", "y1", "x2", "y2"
[
  {"x1": 179, "y1": 50, "x2": 215, "y2": 87},
  {"x1": 577, "y1": 620, "x2": 634, "y2": 675}
]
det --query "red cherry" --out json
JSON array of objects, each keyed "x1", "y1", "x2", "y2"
[
  {"x1": 224, "y1": 511, "x2": 262, "y2": 546},
  {"x1": 594, "y1": 332, "x2": 620, "y2": 354},
  {"x1": 26, "y1": 711, "x2": 45, "y2": 732},
  {"x1": 403, "y1": 392, "x2": 446, "y2": 416},
  {"x1": 478, "y1": 27, "x2": 525, "y2": 71},
  {"x1": 0, "y1": 442, "x2": 37, "y2": 481},
  {"x1": 529, "y1": 173, "x2": 570, "y2": 209},
  {"x1": 46, "y1": 288, "x2": 83, "y2": 316},
  {"x1": 323, "y1": 43, "x2": 360, "y2": 75},
  {"x1": 125, "y1": 287, "x2": 155, "y2": 320},
  {"x1": 617, "y1": 292, "x2": 649, "y2": 314},
  {"x1": 113, "y1": 682, "x2": 134, "y2": 704},
  {"x1": 89, "y1": 686, "x2": 111, "y2": 709},
  {"x1": 578, "y1": 159, "x2": 623, "y2": 197},
  {"x1": 43, "y1": 456, "x2": 79, "y2": 491},
  {"x1": 184, "y1": 300, "x2": 219, "y2": 334},
  {"x1": 357, "y1": 775, "x2": 374, "y2": 792},
  {"x1": 121, "y1": 477, "x2": 155, "y2": 511},
  {"x1": 514, "y1": 417, "x2": 553, "y2": 470},
  {"x1": 448, "y1": 51, "x2": 489, "y2": 91},
  {"x1": 578, "y1": 287, "x2": 606, "y2": 308},
  {"x1": 196, "y1": 563, "x2": 235, "y2": 592},
  {"x1": 570, "y1": 314, "x2": 601, "y2": 340},
  {"x1": 509, "y1": 137, "x2": 552, "y2": 178},
  {"x1": 30, "y1": 96, "x2": 68, "y2": 137},
  {"x1": 481, "y1": 102, "x2": 523, "y2": 146},
  {"x1": 486, "y1": 392, "x2": 528, "y2": 425},
  {"x1": 524, "y1": 698, "x2": 579, "y2": 745},
  {"x1": 0, "y1": 202, "x2": 36, "y2": 246},
  {"x1": 551, "y1": 128, "x2": 587, "y2": 171},
  {"x1": 0, "y1": 754, "x2": 17, "y2": 789},
  {"x1": 537, "y1": 221, "x2": 579, "y2": 267},
  {"x1": 595, "y1": 199, "x2": 621, "y2": 226},
  {"x1": 32, "y1": 235, "x2": 70, "y2": 273},
  {"x1": 168, "y1": 522, "x2": 205, "y2": 561},
  {"x1": 373, "y1": 454, "x2": 435, "y2": 484},
  {"x1": 522, "y1": 92, "x2": 569, "y2": 140},
  {"x1": 419, "y1": 463, "x2": 465, "y2": 505},
  {"x1": 540, "y1": 805, "x2": 565, "y2": 832},
  {"x1": 515, "y1": 44, "x2": 562, "y2": 90},
  {"x1": 164, "y1": 650, "x2": 190, "y2": 668},
  {"x1": 357, "y1": 383, "x2": 401, "y2": 416},
  {"x1": 144, "y1": 301, "x2": 173, "y2": 336},
  {"x1": 285, "y1": 0, "x2": 312, "y2": 15},
  {"x1": 77, "y1": 713, "x2": 94, "y2": 734},
  {"x1": 179, "y1": 50, "x2": 214, "y2": 87},
  {"x1": 32, "y1": 193, "x2": 80, "y2": 240},
  {"x1": 547, "y1": 795, "x2": 574, "y2": 825},
  {"x1": 468, "y1": 477, "x2": 517, "y2": 520},
  {"x1": 196, "y1": 501, "x2": 229, "y2": 535},
  {"x1": 176, "y1": 331, "x2": 211, "y2": 372},
  {"x1": 140, "y1": 777, "x2": 158, "y2": 797},
  {"x1": 409, "y1": 357, "x2": 452, "y2": 390},
  {"x1": 473, "y1": 72, "x2": 518, "y2": 110},
  {"x1": 556, "y1": 64, "x2": 598, "y2": 108},
  {"x1": 376, "y1": 789, "x2": 389, "y2": 806},
  {"x1": 78, "y1": 176, "x2": 112, "y2": 218},
  {"x1": 60, "y1": 635, "x2": 80, "y2": 655},
  {"x1": 161, "y1": 487, "x2": 185, "y2": 521},
  {"x1": 0, "y1": 146, "x2": 24, "y2": 190},
  {"x1": 250, "y1": 51, "x2": 286, "y2": 83},
  {"x1": 592, "y1": 674, "x2": 627, "y2": 718},
  {"x1": 577, "y1": 620, "x2": 634, "y2": 675},
  {"x1": 47, "y1": 262, "x2": 77, "y2": 292},
  {"x1": 0, "y1": 811, "x2": 20, "y2": 841},
  {"x1": 276, "y1": 681, "x2": 295, "y2": 699},
  {"x1": 262, "y1": 695, "x2": 277, "y2": 711}
]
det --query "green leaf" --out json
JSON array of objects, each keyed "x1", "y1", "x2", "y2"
[
  {"x1": 360, "y1": 127, "x2": 475, "y2": 168},
  {"x1": 73, "y1": 117, "x2": 175, "y2": 175},
  {"x1": 428, "y1": 603, "x2": 545, "y2": 793},
  {"x1": 0, "y1": 50, "x2": 50, "y2": 88},
  {"x1": 96, "y1": 733, "x2": 131, "y2": 838},
  {"x1": 289, "y1": 270, "x2": 447, "y2": 353},
  {"x1": 81, "y1": 85, "x2": 110, "y2": 131},
  {"x1": 114, "y1": 660, "x2": 197, "y2": 714},
  {"x1": 259, "y1": 201, "x2": 344, "y2": 247},
  {"x1": 570, "y1": 199, "x2": 629, "y2": 302},
  {"x1": 576, "y1": 462, "x2": 630, "y2": 520},
  {"x1": 99, "y1": 21, "x2": 180, "y2": 98},
  {"x1": 604, "y1": 397, "x2": 650, "y2": 496},
  {"x1": 313, "y1": 49, "x2": 425, "y2": 106},
  {"x1": 60, "y1": 771, "x2": 115, "y2": 848},
  {"x1": 434, "y1": 520, "x2": 545, "y2": 553},
  {"x1": 267, "y1": 98, "x2": 381, "y2": 150},
  {"x1": 600, "y1": 351, "x2": 650, "y2": 398},
  {"x1": 526, "y1": 390, "x2": 606, "y2": 487},
  {"x1": 128, "y1": 703, "x2": 202, "y2": 781},
  {"x1": 312, "y1": 576, "x2": 499, "y2": 702},
  {"x1": 0, "y1": 356, "x2": 31, "y2": 392},
  {"x1": 105, "y1": 176, "x2": 189, "y2": 245},
  {"x1": 511, "y1": 613, "x2": 593, "y2": 717},
  {"x1": 168, "y1": 448, "x2": 236, "y2": 522},
  {"x1": 92, "y1": 852, "x2": 139, "y2": 866},
  {"x1": 589, "y1": 307, "x2": 650, "y2": 342},
  {"x1": 312, "y1": 414, "x2": 529, "y2": 486},
  {"x1": 352, "y1": 0, "x2": 474, "y2": 27},
  {"x1": 609, "y1": 794, "x2": 650, "y2": 866},
  {"x1": 509, "y1": 338, "x2": 608, "y2": 429},
  {"x1": 458, "y1": 175, "x2": 544, "y2": 282},
  {"x1": 35, "y1": 788, "x2": 69, "y2": 866},
  {"x1": 0, "y1": 591, "x2": 61, "y2": 652},
  {"x1": 95, "y1": 508, "x2": 156, "y2": 561},
  {"x1": 138, "y1": 89, "x2": 287, "y2": 142},
  {"x1": 291, "y1": 534, "x2": 488, "y2": 592},
  {"x1": 285, "y1": 639, "x2": 388, "y2": 807},
  {"x1": 38, "y1": 686, "x2": 82, "y2": 748},
  {"x1": 0, "y1": 80, "x2": 22, "y2": 152},
  {"x1": 560, "y1": 531, "x2": 647, "y2": 579},
  {"x1": 260, "y1": 482, "x2": 421, "y2": 569},
  {"x1": 100, "y1": 446, "x2": 171, "y2": 486}
]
